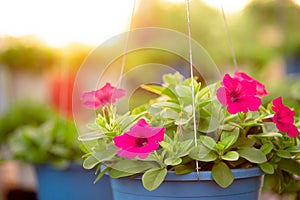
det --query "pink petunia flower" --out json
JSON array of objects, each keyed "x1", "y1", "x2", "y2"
[
  {"x1": 272, "y1": 97, "x2": 299, "y2": 138},
  {"x1": 217, "y1": 73, "x2": 262, "y2": 114},
  {"x1": 113, "y1": 119, "x2": 165, "y2": 159},
  {"x1": 234, "y1": 72, "x2": 268, "y2": 97},
  {"x1": 81, "y1": 83, "x2": 126, "y2": 109}
]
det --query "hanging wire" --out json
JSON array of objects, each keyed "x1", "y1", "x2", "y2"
[
  {"x1": 118, "y1": 0, "x2": 137, "y2": 87},
  {"x1": 221, "y1": 6, "x2": 239, "y2": 70},
  {"x1": 186, "y1": 0, "x2": 200, "y2": 180}
]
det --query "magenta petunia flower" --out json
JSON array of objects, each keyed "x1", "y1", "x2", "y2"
[
  {"x1": 216, "y1": 73, "x2": 262, "y2": 114},
  {"x1": 272, "y1": 97, "x2": 299, "y2": 138},
  {"x1": 81, "y1": 83, "x2": 126, "y2": 109},
  {"x1": 234, "y1": 72, "x2": 268, "y2": 97},
  {"x1": 113, "y1": 119, "x2": 165, "y2": 159}
]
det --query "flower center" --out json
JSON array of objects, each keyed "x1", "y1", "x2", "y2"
[
  {"x1": 135, "y1": 138, "x2": 148, "y2": 147},
  {"x1": 230, "y1": 90, "x2": 240, "y2": 102}
]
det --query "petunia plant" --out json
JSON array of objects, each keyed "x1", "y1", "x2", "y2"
[{"x1": 80, "y1": 71, "x2": 300, "y2": 193}]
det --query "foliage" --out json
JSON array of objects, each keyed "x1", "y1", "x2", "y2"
[
  {"x1": 0, "y1": 101, "x2": 51, "y2": 147},
  {"x1": 2, "y1": 101, "x2": 83, "y2": 169},
  {"x1": 80, "y1": 71, "x2": 300, "y2": 192},
  {"x1": 130, "y1": 0, "x2": 300, "y2": 68},
  {"x1": 0, "y1": 42, "x2": 58, "y2": 72},
  {"x1": 236, "y1": 0, "x2": 300, "y2": 65},
  {"x1": 0, "y1": 36, "x2": 93, "y2": 72}
]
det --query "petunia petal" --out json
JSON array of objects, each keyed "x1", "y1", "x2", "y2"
[
  {"x1": 81, "y1": 91, "x2": 101, "y2": 109},
  {"x1": 247, "y1": 96, "x2": 261, "y2": 111},
  {"x1": 272, "y1": 97, "x2": 299, "y2": 138},
  {"x1": 276, "y1": 123, "x2": 299, "y2": 138},
  {"x1": 234, "y1": 71, "x2": 268, "y2": 97},
  {"x1": 113, "y1": 119, "x2": 165, "y2": 159},
  {"x1": 216, "y1": 87, "x2": 227, "y2": 106},
  {"x1": 81, "y1": 82, "x2": 126, "y2": 109},
  {"x1": 272, "y1": 97, "x2": 284, "y2": 113},
  {"x1": 217, "y1": 72, "x2": 262, "y2": 114}
]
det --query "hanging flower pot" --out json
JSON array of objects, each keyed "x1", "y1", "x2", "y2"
[
  {"x1": 79, "y1": 71, "x2": 300, "y2": 199},
  {"x1": 35, "y1": 163, "x2": 113, "y2": 200},
  {"x1": 110, "y1": 167, "x2": 263, "y2": 200}
]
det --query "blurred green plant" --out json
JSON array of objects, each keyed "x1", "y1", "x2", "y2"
[
  {"x1": 8, "y1": 115, "x2": 82, "y2": 169},
  {"x1": 0, "y1": 37, "x2": 93, "y2": 73},
  {"x1": 129, "y1": 0, "x2": 300, "y2": 70},
  {"x1": 0, "y1": 100, "x2": 83, "y2": 169},
  {"x1": 0, "y1": 43, "x2": 58, "y2": 72},
  {"x1": 0, "y1": 101, "x2": 51, "y2": 147}
]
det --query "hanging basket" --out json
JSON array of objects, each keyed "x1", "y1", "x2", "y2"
[
  {"x1": 110, "y1": 167, "x2": 264, "y2": 200},
  {"x1": 35, "y1": 162, "x2": 113, "y2": 200}
]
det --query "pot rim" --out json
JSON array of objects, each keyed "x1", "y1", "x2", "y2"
[
  {"x1": 123, "y1": 167, "x2": 263, "y2": 181},
  {"x1": 161, "y1": 167, "x2": 264, "y2": 181}
]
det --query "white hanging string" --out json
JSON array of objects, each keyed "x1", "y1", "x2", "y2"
[
  {"x1": 186, "y1": 0, "x2": 200, "y2": 179},
  {"x1": 117, "y1": 0, "x2": 137, "y2": 87},
  {"x1": 221, "y1": 6, "x2": 239, "y2": 70}
]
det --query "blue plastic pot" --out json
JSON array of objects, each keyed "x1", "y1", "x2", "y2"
[
  {"x1": 110, "y1": 167, "x2": 264, "y2": 200},
  {"x1": 35, "y1": 163, "x2": 113, "y2": 200}
]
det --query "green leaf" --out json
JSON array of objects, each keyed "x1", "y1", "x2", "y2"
[
  {"x1": 78, "y1": 130, "x2": 106, "y2": 141},
  {"x1": 183, "y1": 105, "x2": 193, "y2": 115},
  {"x1": 212, "y1": 162, "x2": 234, "y2": 188},
  {"x1": 177, "y1": 139, "x2": 194, "y2": 157},
  {"x1": 152, "y1": 102, "x2": 181, "y2": 111},
  {"x1": 141, "y1": 84, "x2": 178, "y2": 102},
  {"x1": 174, "y1": 165, "x2": 195, "y2": 174},
  {"x1": 142, "y1": 168, "x2": 167, "y2": 191},
  {"x1": 214, "y1": 143, "x2": 225, "y2": 152},
  {"x1": 260, "y1": 143, "x2": 273, "y2": 155},
  {"x1": 248, "y1": 132, "x2": 282, "y2": 138},
  {"x1": 196, "y1": 84, "x2": 214, "y2": 101},
  {"x1": 221, "y1": 151, "x2": 239, "y2": 161},
  {"x1": 159, "y1": 141, "x2": 171, "y2": 151},
  {"x1": 119, "y1": 113, "x2": 143, "y2": 131},
  {"x1": 232, "y1": 136, "x2": 255, "y2": 148},
  {"x1": 161, "y1": 109, "x2": 180, "y2": 120},
  {"x1": 109, "y1": 168, "x2": 134, "y2": 178},
  {"x1": 110, "y1": 160, "x2": 157, "y2": 174},
  {"x1": 131, "y1": 104, "x2": 147, "y2": 115},
  {"x1": 221, "y1": 129, "x2": 239, "y2": 141},
  {"x1": 83, "y1": 155, "x2": 101, "y2": 169},
  {"x1": 198, "y1": 117, "x2": 220, "y2": 133},
  {"x1": 164, "y1": 157, "x2": 182, "y2": 166},
  {"x1": 286, "y1": 145, "x2": 300, "y2": 153},
  {"x1": 175, "y1": 85, "x2": 192, "y2": 97},
  {"x1": 199, "y1": 136, "x2": 216, "y2": 150},
  {"x1": 220, "y1": 133, "x2": 239, "y2": 150},
  {"x1": 199, "y1": 108, "x2": 211, "y2": 118},
  {"x1": 163, "y1": 72, "x2": 184, "y2": 86},
  {"x1": 92, "y1": 148, "x2": 117, "y2": 162},
  {"x1": 94, "y1": 167, "x2": 109, "y2": 184},
  {"x1": 278, "y1": 158, "x2": 300, "y2": 176},
  {"x1": 259, "y1": 163, "x2": 274, "y2": 174},
  {"x1": 237, "y1": 147, "x2": 267, "y2": 163},
  {"x1": 175, "y1": 117, "x2": 191, "y2": 125},
  {"x1": 276, "y1": 150, "x2": 292, "y2": 159},
  {"x1": 189, "y1": 146, "x2": 217, "y2": 162}
]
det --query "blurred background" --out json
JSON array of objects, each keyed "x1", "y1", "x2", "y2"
[{"x1": 0, "y1": 0, "x2": 300, "y2": 199}]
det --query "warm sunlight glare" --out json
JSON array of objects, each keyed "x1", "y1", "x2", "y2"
[
  {"x1": 162, "y1": 0, "x2": 251, "y2": 13},
  {"x1": 203, "y1": 0, "x2": 251, "y2": 13},
  {"x1": 294, "y1": 0, "x2": 300, "y2": 5},
  {"x1": 163, "y1": 0, "x2": 186, "y2": 3},
  {"x1": 0, "y1": 0, "x2": 135, "y2": 47}
]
